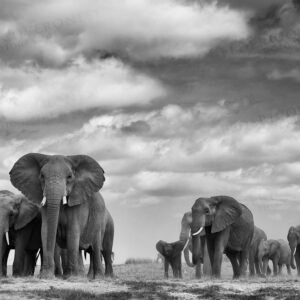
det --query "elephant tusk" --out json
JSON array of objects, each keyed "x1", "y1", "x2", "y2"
[
  {"x1": 5, "y1": 232, "x2": 9, "y2": 246},
  {"x1": 294, "y1": 248, "x2": 297, "y2": 256},
  {"x1": 192, "y1": 227, "x2": 203, "y2": 236},
  {"x1": 41, "y1": 196, "x2": 46, "y2": 206},
  {"x1": 62, "y1": 196, "x2": 67, "y2": 205},
  {"x1": 183, "y1": 238, "x2": 190, "y2": 251}
]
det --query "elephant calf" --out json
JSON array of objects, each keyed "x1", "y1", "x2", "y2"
[
  {"x1": 258, "y1": 239, "x2": 291, "y2": 276},
  {"x1": 156, "y1": 240, "x2": 185, "y2": 278}
]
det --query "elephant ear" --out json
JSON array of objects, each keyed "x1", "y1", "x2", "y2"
[
  {"x1": 14, "y1": 196, "x2": 40, "y2": 230},
  {"x1": 211, "y1": 196, "x2": 242, "y2": 233},
  {"x1": 9, "y1": 153, "x2": 49, "y2": 205},
  {"x1": 67, "y1": 155, "x2": 105, "y2": 206},
  {"x1": 156, "y1": 240, "x2": 164, "y2": 255}
]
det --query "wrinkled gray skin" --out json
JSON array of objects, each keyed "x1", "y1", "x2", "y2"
[
  {"x1": 180, "y1": 212, "x2": 211, "y2": 278},
  {"x1": 249, "y1": 226, "x2": 268, "y2": 277},
  {"x1": 0, "y1": 190, "x2": 41, "y2": 277},
  {"x1": 156, "y1": 240, "x2": 184, "y2": 278},
  {"x1": 258, "y1": 239, "x2": 291, "y2": 276},
  {"x1": 191, "y1": 196, "x2": 254, "y2": 279},
  {"x1": 287, "y1": 226, "x2": 300, "y2": 275},
  {"x1": 10, "y1": 153, "x2": 114, "y2": 279}
]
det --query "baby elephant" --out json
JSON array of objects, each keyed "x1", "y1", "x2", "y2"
[
  {"x1": 156, "y1": 240, "x2": 185, "y2": 278},
  {"x1": 258, "y1": 239, "x2": 291, "y2": 276}
]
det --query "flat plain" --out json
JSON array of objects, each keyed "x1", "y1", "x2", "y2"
[{"x1": 0, "y1": 262, "x2": 299, "y2": 299}]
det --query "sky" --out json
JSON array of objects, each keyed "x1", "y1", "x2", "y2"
[{"x1": 1, "y1": 0, "x2": 300, "y2": 264}]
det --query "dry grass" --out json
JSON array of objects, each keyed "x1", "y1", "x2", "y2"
[{"x1": 0, "y1": 262, "x2": 300, "y2": 299}]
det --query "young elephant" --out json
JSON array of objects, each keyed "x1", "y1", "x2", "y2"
[
  {"x1": 287, "y1": 226, "x2": 300, "y2": 275},
  {"x1": 156, "y1": 240, "x2": 185, "y2": 278},
  {"x1": 258, "y1": 239, "x2": 291, "y2": 276},
  {"x1": 249, "y1": 226, "x2": 268, "y2": 276}
]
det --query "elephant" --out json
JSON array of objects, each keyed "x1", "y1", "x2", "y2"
[
  {"x1": 156, "y1": 240, "x2": 185, "y2": 278},
  {"x1": 249, "y1": 226, "x2": 268, "y2": 277},
  {"x1": 258, "y1": 239, "x2": 291, "y2": 276},
  {"x1": 0, "y1": 190, "x2": 41, "y2": 277},
  {"x1": 179, "y1": 212, "x2": 211, "y2": 278},
  {"x1": 287, "y1": 226, "x2": 300, "y2": 275},
  {"x1": 191, "y1": 196, "x2": 254, "y2": 279},
  {"x1": 10, "y1": 153, "x2": 114, "y2": 279},
  {"x1": 86, "y1": 210, "x2": 114, "y2": 277}
]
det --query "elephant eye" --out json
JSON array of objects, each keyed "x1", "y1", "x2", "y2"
[
  {"x1": 67, "y1": 174, "x2": 73, "y2": 180},
  {"x1": 204, "y1": 208, "x2": 210, "y2": 214}
]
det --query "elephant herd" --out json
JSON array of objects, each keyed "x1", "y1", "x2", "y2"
[
  {"x1": 156, "y1": 196, "x2": 299, "y2": 279},
  {"x1": 1, "y1": 152, "x2": 299, "y2": 282},
  {"x1": 0, "y1": 153, "x2": 114, "y2": 279}
]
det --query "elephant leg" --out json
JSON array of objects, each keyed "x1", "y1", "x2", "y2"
[
  {"x1": 254, "y1": 258, "x2": 261, "y2": 276},
  {"x1": 212, "y1": 229, "x2": 229, "y2": 278},
  {"x1": 78, "y1": 250, "x2": 85, "y2": 276},
  {"x1": 226, "y1": 251, "x2": 240, "y2": 279},
  {"x1": 238, "y1": 250, "x2": 248, "y2": 277},
  {"x1": 278, "y1": 264, "x2": 282, "y2": 275},
  {"x1": 54, "y1": 245, "x2": 63, "y2": 277},
  {"x1": 23, "y1": 251, "x2": 36, "y2": 276},
  {"x1": 164, "y1": 259, "x2": 169, "y2": 278},
  {"x1": 249, "y1": 249, "x2": 255, "y2": 276},
  {"x1": 195, "y1": 262, "x2": 201, "y2": 279},
  {"x1": 206, "y1": 234, "x2": 215, "y2": 269},
  {"x1": 92, "y1": 242, "x2": 104, "y2": 278},
  {"x1": 272, "y1": 259, "x2": 278, "y2": 276},
  {"x1": 13, "y1": 228, "x2": 31, "y2": 276},
  {"x1": 87, "y1": 251, "x2": 94, "y2": 279},
  {"x1": 66, "y1": 225, "x2": 80, "y2": 276},
  {"x1": 287, "y1": 264, "x2": 291, "y2": 275},
  {"x1": 295, "y1": 253, "x2": 300, "y2": 276},
  {"x1": 2, "y1": 246, "x2": 10, "y2": 277},
  {"x1": 102, "y1": 250, "x2": 113, "y2": 277}
]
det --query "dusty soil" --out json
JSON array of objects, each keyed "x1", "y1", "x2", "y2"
[{"x1": 0, "y1": 263, "x2": 299, "y2": 299}]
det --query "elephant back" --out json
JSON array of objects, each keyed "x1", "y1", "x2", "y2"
[{"x1": 226, "y1": 203, "x2": 254, "y2": 251}]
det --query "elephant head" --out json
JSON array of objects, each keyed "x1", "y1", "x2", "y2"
[
  {"x1": 287, "y1": 226, "x2": 300, "y2": 269},
  {"x1": 9, "y1": 153, "x2": 105, "y2": 275},
  {"x1": 0, "y1": 190, "x2": 40, "y2": 276},
  {"x1": 190, "y1": 196, "x2": 242, "y2": 264}
]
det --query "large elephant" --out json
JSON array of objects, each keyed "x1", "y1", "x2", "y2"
[
  {"x1": 287, "y1": 226, "x2": 300, "y2": 275},
  {"x1": 191, "y1": 196, "x2": 254, "y2": 278},
  {"x1": 0, "y1": 190, "x2": 41, "y2": 277},
  {"x1": 155, "y1": 240, "x2": 184, "y2": 278},
  {"x1": 249, "y1": 226, "x2": 268, "y2": 277},
  {"x1": 10, "y1": 153, "x2": 114, "y2": 279},
  {"x1": 258, "y1": 239, "x2": 291, "y2": 276},
  {"x1": 179, "y1": 212, "x2": 211, "y2": 278}
]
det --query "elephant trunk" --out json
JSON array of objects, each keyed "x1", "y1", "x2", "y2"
[
  {"x1": 42, "y1": 183, "x2": 64, "y2": 276},
  {"x1": 290, "y1": 243, "x2": 297, "y2": 269},
  {"x1": 0, "y1": 227, "x2": 5, "y2": 277},
  {"x1": 191, "y1": 215, "x2": 205, "y2": 266}
]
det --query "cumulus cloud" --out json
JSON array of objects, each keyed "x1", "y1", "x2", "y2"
[
  {"x1": 0, "y1": 0, "x2": 250, "y2": 64},
  {"x1": 0, "y1": 58, "x2": 165, "y2": 121}
]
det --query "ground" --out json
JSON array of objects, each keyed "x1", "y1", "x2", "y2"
[{"x1": 0, "y1": 262, "x2": 300, "y2": 299}]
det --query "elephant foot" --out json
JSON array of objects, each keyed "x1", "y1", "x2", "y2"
[{"x1": 40, "y1": 270, "x2": 55, "y2": 280}]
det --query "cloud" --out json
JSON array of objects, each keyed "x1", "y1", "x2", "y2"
[
  {"x1": 0, "y1": 58, "x2": 165, "y2": 121},
  {"x1": 0, "y1": 0, "x2": 250, "y2": 64},
  {"x1": 267, "y1": 68, "x2": 300, "y2": 82}
]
